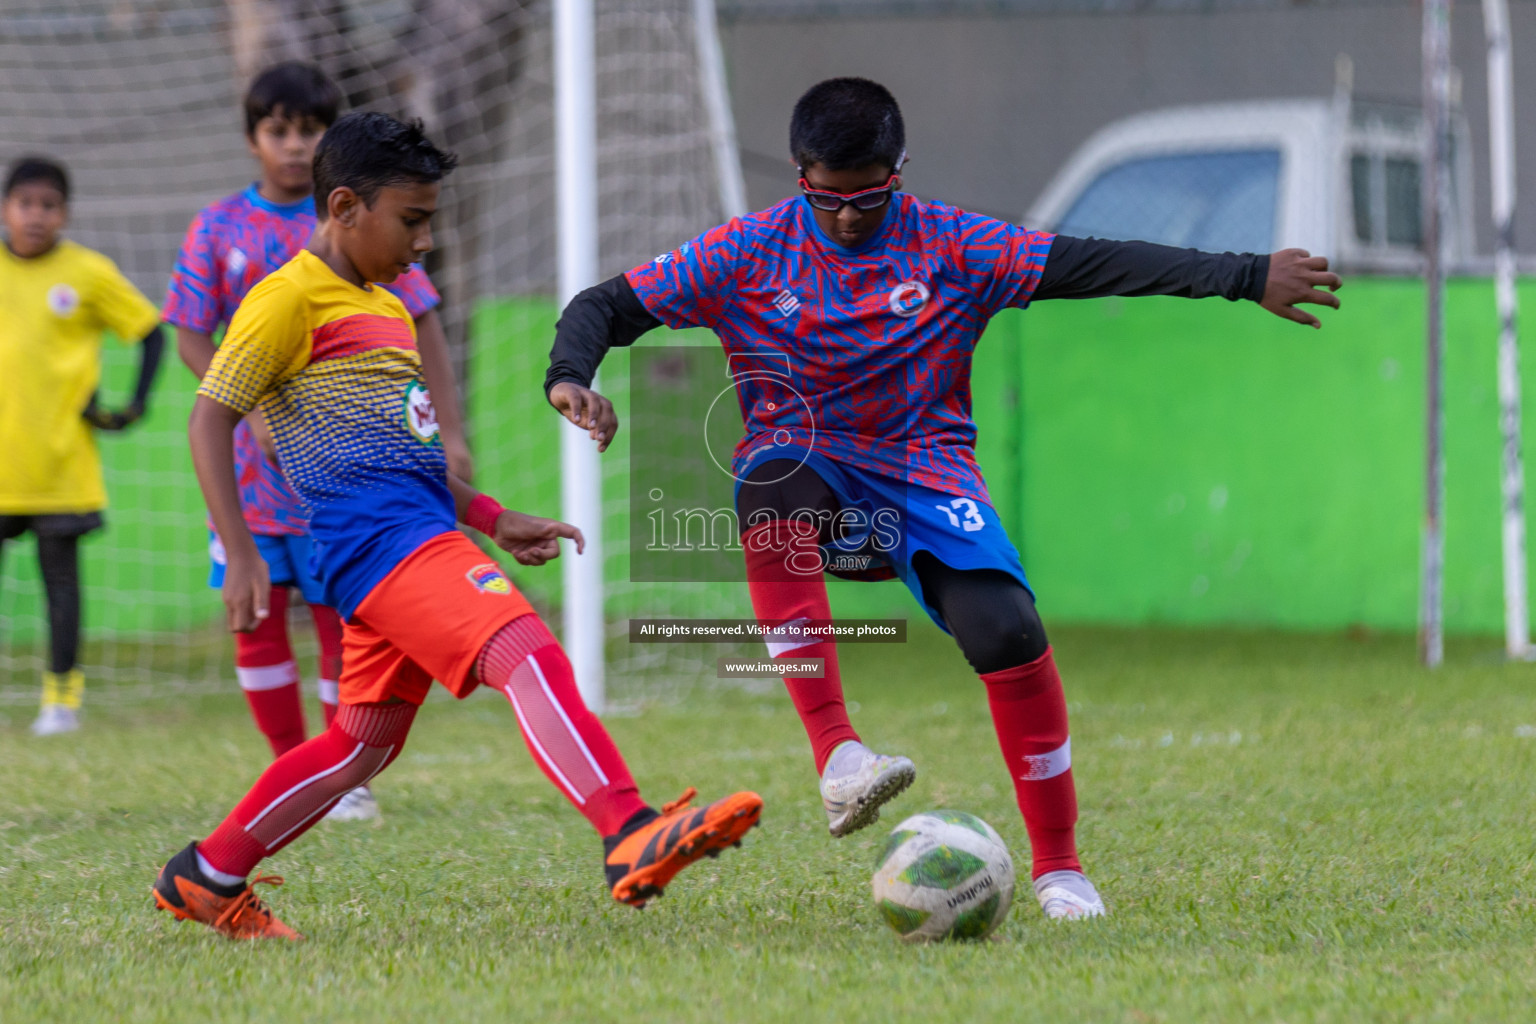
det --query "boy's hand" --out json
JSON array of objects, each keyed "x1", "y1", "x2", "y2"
[
  {"x1": 82, "y1": 399, "x2": 144, "y2": 432},
  {"x1": 1261, "y1": 249, "x2": 1343, "y2": 329},
  {"x1": 221, "y1": 552, "x2": 271, "y2": 633},
  {"x1": 548, "y1": 382, "x2": 619, "y2": 452},
  {"x1": 490, "y1": 510, "x2": 585, "y2": 566}
]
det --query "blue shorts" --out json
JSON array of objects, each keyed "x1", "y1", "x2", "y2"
[
  {"x1": 735, "y1": 448, "x2": 1031, "y2": 632},
  {"x1": 208, "y1": 529, "x2": 328, "y2": 606}
]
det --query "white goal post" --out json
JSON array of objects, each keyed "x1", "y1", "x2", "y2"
[{"x1": 0, "y1": 0, "x2": 746, "y2": 706}]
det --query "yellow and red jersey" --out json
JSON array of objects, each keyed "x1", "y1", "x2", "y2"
[{"x1": 198, "y1": 249, "x2": 452, "y2": 617}]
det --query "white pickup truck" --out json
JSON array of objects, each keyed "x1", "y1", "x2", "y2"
[{"x1": 1025, "y1": 96, "x2": 1474, "y2": 274}]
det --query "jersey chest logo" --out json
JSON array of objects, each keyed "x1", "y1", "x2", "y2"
[
  {"x1": 403, "y1": 381, "x2": 440, "y2": 443},
  {"x1": 46, "y1": 283, "x2": 79, "y2": 317},
  {"x1": 888, "y1": 279, "x2": 930, "y2": 318}
]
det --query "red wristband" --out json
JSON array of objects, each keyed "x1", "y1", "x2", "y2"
[{"x1": 465, "y1": 493, "x2": 506, "y2": 537}]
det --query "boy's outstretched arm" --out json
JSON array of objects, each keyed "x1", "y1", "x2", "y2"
[
  {"x1": 189, "y1": 394, "x2": 269, "y2": 632},
  {"x1": 545, "y1": 275, "x2": 663, "y2": 452},
  {"x1": 414, "y1": 308, "x2": 475, "y2": 481},
  {"x1": 1034, "y1": 236, "x2": 1342, "y2": 328},
  {"x1": 447, "y1": 473, "x2": 585, "y2": 567}
]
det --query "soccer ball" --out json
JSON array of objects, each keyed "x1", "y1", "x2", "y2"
[{"x1": 870, "y1": 810, "x2": 1015, "y2": 942}]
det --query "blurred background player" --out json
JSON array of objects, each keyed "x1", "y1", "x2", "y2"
[
  {"x1": 152, "y1": 113, "x2": 762, "y2": 939},
  {"x1": 0, "y1": 156, "x2": 165, "y2": 736},
  {"x1": 162, "y1": 62, "x2": 474, "y2": 821},
  {"x1": 545, "y1": 77, "x2": 1342, "y2": 921}
]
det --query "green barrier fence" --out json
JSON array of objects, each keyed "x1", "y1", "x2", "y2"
[
  {"x1": 1010, "y1": 277, "x2": 1536, "y2": 632},
  {"x1": 4, "y1": 277, "x2": 1534, "y2": 644}
]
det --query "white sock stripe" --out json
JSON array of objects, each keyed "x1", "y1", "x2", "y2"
[
  {"x1": 764, "y1": 617, "x2": 820, "y2": 658},
  {"x1": 504, "y1": 685, "x2": 586, "y2": 805},
  {"x1": 246, "y1": 742, "x2": 366, "y2": 829},
  {"x1": 236, "y1": 662, "x2": 299, "y2": 692},
  {"x1": 195, "y1": 849, "x2": 246, "y2": 887},
  {"x1": 266, "y1": 744, "x2": 394, "y2": 847},
  {"x1": 1019, "y1": 737, "x2": 1071, "y2": 781},
  {"x1": 524, "y1": 654, "x2": 610, "y2": 787},
  {"x1": 316, "y1": 678, "x2": 339, "y2": 704},
  {"x1": 267, "y1": 797, "x2": 347, "y2": 849}
]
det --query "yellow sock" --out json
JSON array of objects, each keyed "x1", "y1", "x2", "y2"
[
  {"x1": 40, "y1": 671, "x2": 62, "y2": 708},
  {"x1": 59, "y1": 669, "x2": 85, "y2": 710}
]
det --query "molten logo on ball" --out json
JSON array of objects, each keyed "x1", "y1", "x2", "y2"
[{"x1": 870, "y1": 810, "x2": 1015, "y2": 942}]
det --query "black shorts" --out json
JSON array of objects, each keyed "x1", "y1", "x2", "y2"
[{"x1": 0, "y1": 511, "x2": 105, "y2": 541}]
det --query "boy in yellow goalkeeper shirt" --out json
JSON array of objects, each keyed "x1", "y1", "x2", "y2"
[{"x1": 0, "y1": 156, "x2": 165, "y2": 735}]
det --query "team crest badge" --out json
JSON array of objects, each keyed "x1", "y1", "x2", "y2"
[
  {"x1": 46, "y1": 283, "x2": 79, "y2": 317},
  {"x1": 466, "y1": 563, "x2": 512, "y2": 595},
  {"x1": 888, "y1": 280, "x2": 929, "y2": 318},
  {"x1": 403, "y1": 381, "x2": 440, "y2": 443}
]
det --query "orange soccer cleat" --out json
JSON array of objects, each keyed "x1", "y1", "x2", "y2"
[
  {"x1": 603, "y1": 787, "x2": 763, "y2": 908},
  {"x1": 151, "y1": 843, "x2": 302, "y2": 941}
]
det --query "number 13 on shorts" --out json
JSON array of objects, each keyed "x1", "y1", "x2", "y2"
[{"x1": 935, "y1": 497, "x2": 985, "y2": 532}]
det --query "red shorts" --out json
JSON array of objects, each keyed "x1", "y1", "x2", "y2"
[{"x1": 339, "y1": 531, "x2": 535, "y2": 706}]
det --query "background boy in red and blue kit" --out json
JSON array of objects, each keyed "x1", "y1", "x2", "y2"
[
  {"x1": 152, "y1": 112, "x2": 762, "y2": 940},
  {"x1": 546, "y1": 78, "x2": 1342, "y2": 921},
  {"x1": 163, "y1": 63, "x2": 473, "y2": 820}
]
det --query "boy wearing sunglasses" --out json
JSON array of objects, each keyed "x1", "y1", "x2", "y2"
[{"x1": 544, "y1": 77, "x2": 1341, "y2": 921}]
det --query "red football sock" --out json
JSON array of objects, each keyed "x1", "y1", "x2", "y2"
[
  {"x1": 981, "y1": 647, "x2": 1081, "y2": 878},
  {"x1": 234, "y1": 586, "x2": 307, "y2": 757},
  {"x1": 742, "y1": 519, "x2": 858, "y2": 774},
  {"x1": 477, "y1": 614, "x2": 644, "y2": 837},
  {"x1": 310, "y1": 603, "x2": 344, "y2": 727},
  {"x1": 199, "y1": 701, "x2": 417, "y2": 878}
]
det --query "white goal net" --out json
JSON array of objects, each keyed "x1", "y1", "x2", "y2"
[{"x1": 0, "y1": 0, "x2": 752, "y2": 710}]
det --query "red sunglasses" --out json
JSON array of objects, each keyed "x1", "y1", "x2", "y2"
[{"x1": 797, "y1": 172, "x2": 900, "y2": 212}]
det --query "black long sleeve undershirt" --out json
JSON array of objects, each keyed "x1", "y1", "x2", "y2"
[
  {"x1": 543, "y1": 235, "x2": 1269, "y2": 394},
  {"x1": 1034, "y1": 235, "x2": 1268, "y2": 303},
  {"x1": 545, "y1": 274, "x2": 659, "y2": 396},
  {"x1": 131, "y1": 323, "x2": 166, "y2": 409}
]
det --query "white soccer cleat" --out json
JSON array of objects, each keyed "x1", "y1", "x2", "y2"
[
  {"x1": 324, "y1": 785, "x2": 380, "y2": 822},
  {"x1": 1033, "y1": 869, "x2": 1107, "y2": 920},
  {"x1": 819, "y1": 741, "x2": 916, "y2": 838},
  {"x1": 29, "y1": 705, "x2": 79, "y2": 737}
]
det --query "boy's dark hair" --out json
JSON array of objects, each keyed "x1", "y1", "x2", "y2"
[
  {"x1": 311, "y1": 111, "x2": 458, "y2": 220},
  {"x1": 789, "y1": 77, "x2": 905, "y2": 172},
  {"x1": 244, "y1": 61, "x2": 344, "y2": 136},
  {"x1": 4, "y1": 156, "x2": 69, "y2": 201}
]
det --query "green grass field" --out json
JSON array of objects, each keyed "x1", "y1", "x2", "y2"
[{"x1": 4, "y1": 624, "x2": 1536, "y2": 1022}]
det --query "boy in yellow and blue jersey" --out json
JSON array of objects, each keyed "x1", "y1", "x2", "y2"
[
  {"x1": 152, "y1": 113, "x2": 763, "y2": 940},
  {"x1": 0, "y1": 156, "x2": 165, "y2": 736},
  {"x1": 164, "y1": 63, "x2": 469, "y2": 822}
]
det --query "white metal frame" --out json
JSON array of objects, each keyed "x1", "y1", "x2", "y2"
[
  {"x1": 1419, "y1": 0, "x2": 1453, "y2": 668},
  {"x1": 1483, "y1": 0, "x2": 1528, "y2": 659},
  {"x1": 555, "y1": 0, "x2": 605, "y2": 710}
]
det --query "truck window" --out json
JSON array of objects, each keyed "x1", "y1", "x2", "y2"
[
  {"x1": 1055, "y1": 149, "x2": 1281, "y2": 254},
  {"x1": 1349, "y1": 153, "x2": 1422, "y2": 248}
]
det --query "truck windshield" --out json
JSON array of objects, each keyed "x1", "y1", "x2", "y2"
[{"x1": 1056, "y1": 149, "x2": 1281, "y2": 254}]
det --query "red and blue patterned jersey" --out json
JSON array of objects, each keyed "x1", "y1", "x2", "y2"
[
  {"x1": 626, "y1": 193, "x2": 1053, "y2": 504},
  {"x1": 163, "y1": 184, "x2": 440, "y2": 536}
]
